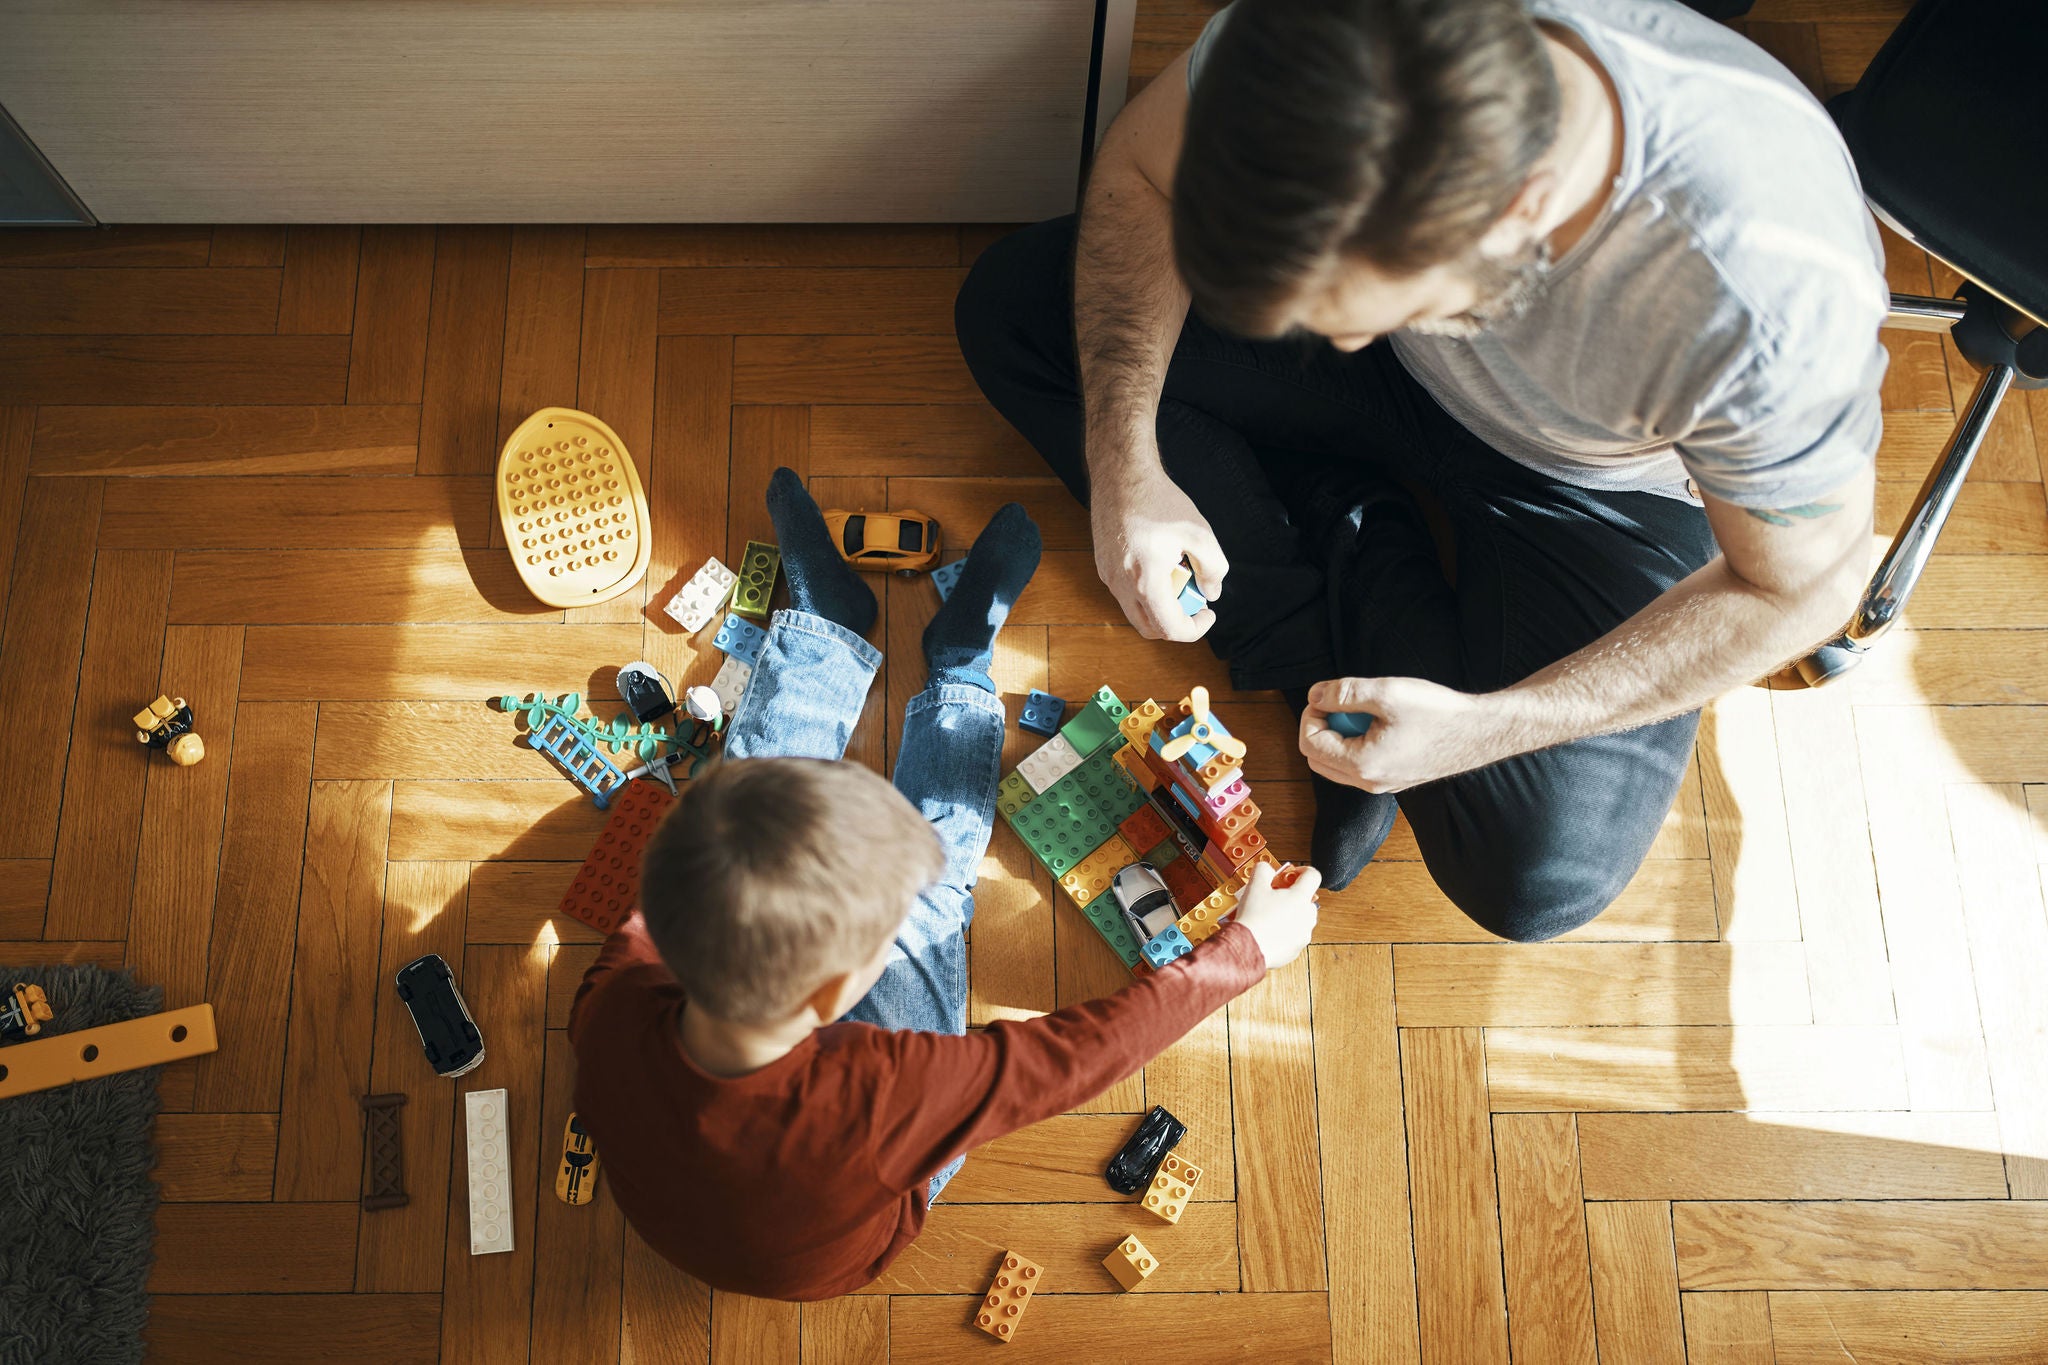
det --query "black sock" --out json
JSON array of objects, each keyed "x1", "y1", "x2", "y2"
[
  {"x1": 765, "y1": 467, "x2": 876, "y2": 636},
  {"x1": 924, "y1": 503, "x2": 1041, "y2": 687},
  {"x1": 1284, "y1": 685, "x2": 1397, "y2": 891}
]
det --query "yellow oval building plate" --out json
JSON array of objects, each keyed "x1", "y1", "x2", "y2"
[{"x1": 497, "y1": 407, "x2": 652, "y2": 608}]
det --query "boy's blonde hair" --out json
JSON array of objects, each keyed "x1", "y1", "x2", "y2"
[{"x1": 641, "y1": 757, "x2": 944, "y2": 1024}]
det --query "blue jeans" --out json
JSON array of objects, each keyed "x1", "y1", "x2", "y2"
[{"x1": 723, "y1": 610, "x2": 1006, "y2": 1201}]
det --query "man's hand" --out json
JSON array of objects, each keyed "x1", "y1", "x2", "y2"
[
  {"x1": 1231, "y1": 860, "x2": 1323, "y2": 969},
  {"x1": 1092, "y1": 456, "x2": 1228, "y2": 642},
  {"x1": 1300, "y1": 676, "x2": 1506, "y2": 794}
]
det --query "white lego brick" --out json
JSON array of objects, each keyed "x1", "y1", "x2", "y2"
[
  {"x1": 663, "y1": 557, "x2": 736, "y2": 634},
  {"x1": 1017, "y1": 733, "x2": 1084, "y2": 793},
  {"x1": 465, "y1": 1088, "x2": 514, "y2": 1256},
  {"x1": 709, "y1": 656, "x2": 754, "y2": 716}
]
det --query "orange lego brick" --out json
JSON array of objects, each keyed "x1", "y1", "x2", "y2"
[
  {"x1": 974, "y1": 1250, "x2": 1044, "y2": 1342},
  {"x1": 1118, "y1": 802, "x2": 1172, "y2": 856},
  {"x1": 1158, "y1": 854, "x2": 1214, "y2": 914},
  {"x1": 1115, "y1": 742, "x2": 1161, "y2": 791},
  {"x1": 557, "y1": 778, "x2": 675, "y2": 934},
  {"x1": 1141, "y1": 1152, "x2": 1203, "y2": 1225},
  {"x1": 1194, "y1": 749, "x2": 1243, "y2": 791},
  {"x1": 1218, "y1": 826, "x2": 1267, "y2": 872},
  {"x1": 1103, "y1": 1234, "x2": 1159, "y2": 1291},
  {"x1": 1195, "y1": 794, "x2": 1261, "y2": 848}
]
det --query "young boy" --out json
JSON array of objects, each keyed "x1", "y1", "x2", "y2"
[{"x1": 570, "y1": 469, "x2": 1322, "y2": 1301}]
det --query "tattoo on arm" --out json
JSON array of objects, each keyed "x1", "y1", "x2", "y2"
[{"x1": 1746, "y1": 501, "x2": 1843, "y2": 528}]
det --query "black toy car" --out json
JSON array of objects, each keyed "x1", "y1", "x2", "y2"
[
  {"x1": 395, "y1": 953, "x2": 485, "y2": 1077},
  {"x1": 1105, "y1": 1104, "x2": 1187, "y2": 1194}
]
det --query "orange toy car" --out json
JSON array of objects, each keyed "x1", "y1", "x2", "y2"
[{"x1": 822, "y1": 509, "x2": 941, "y2": 574}]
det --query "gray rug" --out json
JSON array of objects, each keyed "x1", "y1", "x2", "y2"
[{"x1": 0, "y1": 966, "x2": 164, "y2": 1365}]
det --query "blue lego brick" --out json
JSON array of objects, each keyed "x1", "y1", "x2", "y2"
[
  {"x1": 930, "y1": 558, "x2": 967, "y2": 601},
  {"x1": 1141, "y1": 925, "x2": 1194, "y2": 970},
  {"x1": 1019, "y1": 689, "x2": 1066, "y2": 738},
  {"x1": 712, "y1": 612, "x2": 767, "y2": 666},
  {"x1": 1178, "y1": 582, "x2": 1207, "y2": 616},
  {"x1": 1080, "y1": 896, "x2": 1145, "y2": 969},
  {"x1": 1328, "y1": 712, "x2": 1373, "y2": 737}
]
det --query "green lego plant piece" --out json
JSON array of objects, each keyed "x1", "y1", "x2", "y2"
[
  {"x1": 996, "y1": 770, "x2": 1032, "y2": 819},
  {"x1": 497, "y1": 692, "x2": 717, "y2": 775},
  {"x1": 1079, "y1": 896, "x2": 1144, "y2": 968},
  {"x1": 732, "y1": 541, "x2": 780, "y2": 619}
]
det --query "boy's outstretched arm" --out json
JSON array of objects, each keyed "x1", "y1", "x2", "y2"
[{"x1": 864, "y1": 863, "x2": 1320, "y2": 1191}]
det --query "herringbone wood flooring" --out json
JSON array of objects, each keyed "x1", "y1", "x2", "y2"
[{"x1": 5, "y1": 2, "x2": 2048, "y2": 1359}]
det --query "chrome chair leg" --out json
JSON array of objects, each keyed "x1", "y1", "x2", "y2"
[{"x1": 1789, "y1": 360, "x2": 2016, "y2": 687}]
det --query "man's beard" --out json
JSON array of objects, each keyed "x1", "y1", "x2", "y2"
[{"x1": 1405, "y1": 240, "x2": 1555, "y2": 339}]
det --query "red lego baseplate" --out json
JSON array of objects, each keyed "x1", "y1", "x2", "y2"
[{"x1": 558, "y1": 778, "x2": 675, "y2": 934}]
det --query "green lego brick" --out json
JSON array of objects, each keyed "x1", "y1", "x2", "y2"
[
  {"x1": 1079, "y1": 895, "x2": 1144, "y2": 968},
  {"x1": 1039, "y1": 755, "x2": 1139, "y2": 833},
  {"x1": 996, "y1": 770, "x2": 1032, "y2": 819},
  {"x1": 732, "y1": 541, "x2": 780, "y2": 619},
  {"x1": 1059, "y1": 694, "x2": 1126, "y2": 758},
  {"x1": 1006, "y1": 784, "x2": 1120, "y2": 878},
  {"x1": 1092, "y1": 684, "x2": 1129, "y2": 721}
]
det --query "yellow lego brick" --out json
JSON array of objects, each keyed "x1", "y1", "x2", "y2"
[
  {"x1": 974, "y1": 1250, "x2": 1044, "y2": 1342},
  {"x1": 1115, "y1": 742, "x2": 1160, "y2": 792},
  {"x1": 1118, "y1": 697, "x2": 1165, "y2": 748},
  {"x1": 1140, "y1": 1153, "x2": 1203, "y2": 1225},
  {"x1": 1176, "y1": 884, "x2": 1237, "y2": 945},
  {"x1": 1059, "y1": 835, "x2": 1137, "y2": 908},
  {"x1": 1103, "y1": 1233, "x2": 1159, "y2": 1291}
]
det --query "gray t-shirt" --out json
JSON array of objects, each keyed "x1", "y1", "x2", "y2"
[{"x1": 1188, "y1": 0, "x2": 1889, "y2": 507}]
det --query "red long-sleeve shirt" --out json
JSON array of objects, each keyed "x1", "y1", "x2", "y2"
[{"x1": 568, "y1": 912, "x2": 1265, "y2": 1301}]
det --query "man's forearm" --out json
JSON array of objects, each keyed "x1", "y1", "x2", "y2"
[
  {"x1": 1487, "y1": 555, "x2": 1859, "y2": 755},
  {"x1": 1074, "y1": 155, "x2": 1189, "y2": 485}
]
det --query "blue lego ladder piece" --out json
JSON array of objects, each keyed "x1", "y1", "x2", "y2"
[{"x1": 532, "y1": 714, "x2": 627, "y2": 809}]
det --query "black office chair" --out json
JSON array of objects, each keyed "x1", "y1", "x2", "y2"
[{"x1": 1787, "y1": 0, "x2": 2048, "y2": 685}]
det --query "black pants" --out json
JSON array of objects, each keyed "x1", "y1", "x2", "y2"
[{"x1": 955, "y1": 217, "x2": 1721, "y2": 941}]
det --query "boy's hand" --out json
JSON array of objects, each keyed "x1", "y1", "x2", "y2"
[{"x1": 1231, "y1": 861, "x2": 1322, "y2": 970}]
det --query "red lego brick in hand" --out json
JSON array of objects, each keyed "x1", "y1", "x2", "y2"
[
  {"x1": 557, "y1": 779, "x2": 675, "y2": 934},
  {"x1": 1119, "y1": 803, "x2": 1172, "y2": 858}
]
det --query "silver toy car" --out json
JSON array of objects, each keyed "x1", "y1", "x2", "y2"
[{"x1": 1111, "y1": 863, "x2": 1180, "y2": 948}]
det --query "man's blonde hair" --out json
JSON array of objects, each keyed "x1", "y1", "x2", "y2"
[{"x1": 640, "y1": 757, "x2": 944, "y2": 1024}]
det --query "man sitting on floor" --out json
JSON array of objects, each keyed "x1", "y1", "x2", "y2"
[{"x1": 956, "y1": 0, "x2": 1887, "y2": 940}]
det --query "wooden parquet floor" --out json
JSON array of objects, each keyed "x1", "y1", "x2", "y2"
[{"x1": 5, "y1": 4, "x2": 2048, "y2": 1361}]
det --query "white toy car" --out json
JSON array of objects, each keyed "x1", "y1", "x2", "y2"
[{"x1": 1111, "y1": 863, "x2": 1180, "y2": 947}]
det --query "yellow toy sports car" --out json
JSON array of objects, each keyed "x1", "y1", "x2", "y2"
[{"x1": 822, "y1": 509, "x2": 941, "y2": 574}]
